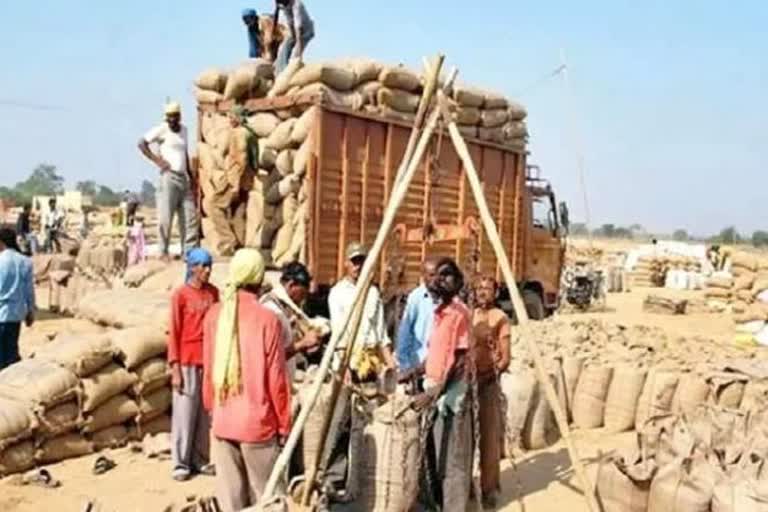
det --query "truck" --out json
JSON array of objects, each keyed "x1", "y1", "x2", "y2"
[{"x1": 197, "y1": 94, "x2": 567, "y2": 318}]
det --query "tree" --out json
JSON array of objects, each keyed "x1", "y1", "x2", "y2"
[
  {"x1": 715, "y1": 226, "x2": 741, "y2": 244},
  {"x1": 14, "y1": 164, "x2": 64, "y2": 201},
  {"x1": 569, "y1": 222, "x2": 589, "y2": 237},
  {"x1": 140, "y1": 180, "x2": 156, "y2": 207},
  {"x1": 673, "y1": 229, "x2": 689, "y2": 242},
  {"x1": 753, "y1": 230, "x2": 768, "y2": 248},
  {"x1": 594, "y1": 224, "x2": 617, "y2": 238},
  {"x1": 76, "y1": 180, "x2": 98, "y2": 197},
  {"x1": 93, "y1": 185, "x2": 121, "y2": 207},
  {"x1": 614, "y1": 227, "x2": 633, "y2": 239}
]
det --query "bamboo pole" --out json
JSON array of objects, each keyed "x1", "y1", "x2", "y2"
[
  {"x1": 260, "y1": 61, "x2": 455, "y2": 503},
  {"x1": 436, "y1": 92, "x2": 602, "y2": 512}
]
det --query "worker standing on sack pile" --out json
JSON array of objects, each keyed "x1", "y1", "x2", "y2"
[
  {"x1": 202, "y1": 249, "x2": 291, "y2": 512},
  {"x1": 260, "y1": 261, "x2": 326, "y2": 380},
  {"x1": 471, "y1": 276, "x2": 511, "y2": 509},
  {"x1": 412, "y1": 257, "x2": 473, "y2": 512},
  {"x1": 0, "y1": 228, "x2": 35, "y2": 371},
  {"x1": 242, "y1": 8, "x2": 262, "y2": 58},
  {"x1": 168, "y1": 248, "x2": 219, "y2": 482},
  {"x1": 15, "y1": 203, "x2": 36, "y2": 256},
  {"x1": 42, "y1": 197, "x2": 65, "y2": 254},
  {"x1": 123, "y1": 190, "x2": 141, "y2": 227},
  {"x1": 138, "y1": 101, "x2": 200, "y2": 262},
  {"x1": 397, "y1": 258, "x2": 438, "y2": 381},
  {"x1": 274, "y1": 0, "x2": 315, "y2": 73},
  {"x1": 204, "y1": 105, "x2": 257, "y2": 257}
]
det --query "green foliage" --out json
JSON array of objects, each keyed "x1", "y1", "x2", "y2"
[
  {"x1": 569, "y1": 222, "x2": 589, "y2": 236},
  {"x1": 93, "y1": 185, "x2": 121, "y2": 207},
  {"x1": 76, "y1": 180, "x2": 98, "y2": 197},
  {"x1": 140, "y1": 180, "x2": 156, "y2": 207},
  {"x1": 712, "y1": 226, "x2": 741, "y2": 244},
  {"x1": 753, "y1": 230, "x2": 768, "y2": 248},
  {"x1": 673, "y1": 229, "x2": 689, "y2": 242},
  {"x1": 13, "y1": 164, "x2": 64, "y2": 202}
]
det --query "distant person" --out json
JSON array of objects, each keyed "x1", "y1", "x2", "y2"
[
  {"x1": 15, "y1": 204, "x2": 37, "y2": 256},
  {"x1": 168, "y1": 248, "x2": 219, "y2": 482},
  {"x1": 397, "y1": 258, "x2": 438, "y2": 374},
  {"x1": 274, "y1": 0, "x2": 315, "y2": 73},
  {"x1": 138, "y1": 101, "x2": 200, "y2": 262},
  {"x1": 471, "y1": 276, "x2": 511, "y2": 508},
  {"x1": 126, "y1": 217, "x2": 147, "y2": 266},
  {"x1": 0, "y1": 228, "x2": 35, "y2": 370},
  {"x1": 242, "y1": 8, "x2": 261, "y2": 58},
  {"x1": 42, "y1": 198, "x2": 64, "y2": 254},
  {"x1": 124, "y1": 190, "x2": 141, "y2": 227},
  {"x1": 202, "y1": 249, "x2": 291, "y2": 511},
  {"x1": 79, "y1": 208, "x2": 91, "y2": 240}
]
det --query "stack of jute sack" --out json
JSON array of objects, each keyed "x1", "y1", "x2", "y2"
[
  {"x1": 0, "y1": 328, "x2": 172, "y2": 476},
  {"x1": 194, "y1": 57, "x2": 528, "y2": 258},
  {"x1": 627, "y1": 256, "x2": 664, "y2": 288},
  {"x1": 501, "y1": 319, "x2": 768, "y2": 455},
  {"x1": 76, "y1": 288, "x2": 170, "y2": 330},
  {"x1": 596, "y1": 404, "x2": 768, "y2": 512},
  {"x1": 76, "y1": 237, "x2": 126, "y2": 279}
]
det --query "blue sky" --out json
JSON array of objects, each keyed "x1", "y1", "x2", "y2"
[{"x1": 1, "y1": 1, "x2": 766, "y2": 235}]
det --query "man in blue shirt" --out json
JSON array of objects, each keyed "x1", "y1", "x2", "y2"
[
  {"x1": 396, "y1": 258, "x2": 438, "y2": 372},
  {"x1": 242, "y1": 8, "x2": 261, "y2": 59},
  {"x1": 0, "y1": 228, "x2": 35, "y2": 370}
]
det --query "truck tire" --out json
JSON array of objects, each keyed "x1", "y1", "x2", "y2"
[{"x1": 523, "y1": 289, "x2": 546, "y2": 321}]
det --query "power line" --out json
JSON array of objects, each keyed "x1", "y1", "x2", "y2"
[{"x1": 514, "y1": 64, "x2": 567, "y2": 97}]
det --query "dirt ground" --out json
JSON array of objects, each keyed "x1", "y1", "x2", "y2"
[{"x1": 0, "y1": 285, "x2": 743, "y2": 512}]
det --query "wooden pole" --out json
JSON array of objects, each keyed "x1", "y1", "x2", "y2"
[
  {"x1": 436, "y1": 93, "x2": 602, "y2": 512},
  {"x1": 260, "y1": 61, "x2": 456, "y2": 504}
]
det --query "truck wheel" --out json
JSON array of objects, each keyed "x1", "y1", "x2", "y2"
[{"x1": 523, "y1": 289, "x2": 546, "y2": 321}]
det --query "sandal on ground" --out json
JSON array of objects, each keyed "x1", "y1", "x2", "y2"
[
  {"x1": 92, "y1": 456, "x2": 117, "y2": 475},
  {"x1": 23, "y1": 468, "x2": 61, "y2": 488}
]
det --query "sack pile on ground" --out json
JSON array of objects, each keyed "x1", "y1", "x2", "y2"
[
  {"x1": 195, "y1": 56, "x2": 528, "y2": 258},
  {"x1": 501, "y1": 319, "x2": 768, "y2": 454},
  {"x1": 628, "y1": 255, "x2": 703, "y2": 290},
  {"x1": 597, "y1": 404, "x2": 768, "y2": 512},
  {"x1": 76, "y1": 289, "x2": 170, "y2": 329},
  {"x1": 76, "y1": 237, "x2": 126, "y2": 278},
  {"x1": 0, "y1": 328, "x2": 171, "y2": 476}
]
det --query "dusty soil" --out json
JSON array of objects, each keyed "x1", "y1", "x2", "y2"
[{"x1": 0, "y1": 284, "x2": 748, "y2": 512}]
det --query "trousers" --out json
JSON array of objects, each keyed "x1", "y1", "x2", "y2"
[
  {"x1": 213, "y1": 437, "x2": 281, "y2": 512},
  {"x1": 478, "y1": 379, "x2": 502, "y2": 496},
  {"x1": 275, "y1": 31, "x2": 315, "y2": 73},
  {"x1": 157, "y1": 172, "x2": 200, "y2": 256},
  {"x1": 0, "y1": 322, "x2": 21, "y2": 371},
  {"x1": 171, "y1": 365, "x2": 210, "y2": 476}
]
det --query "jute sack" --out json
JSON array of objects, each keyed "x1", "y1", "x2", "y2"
[
  {"x1": 91, "y1": 424, "x2": 130, "y2": 451},
  {"x1": 733, "y1": 253, "x2": 759, "y2": 273},
  {"x1": 356, "y1": 81, "x2": 382, "y2": 107},
  {"x1": 654, "y1": 415, "x2": 697, "y2": 469},
  {"x1": 458, "y1": 126, "x2": 479, "y2": 139},
  {"x1": 452, "y1": 85, "x2": 485, "y2": 108},
  {"x1": 38, "y1": 400, "x2": 81, "y2": 437},
  {"x1": 353, "y1": 397, "x2": 420, "y2": 512},
  {"x1": 77, "y1": 289, "x2": 170, "y2": 329},
  {"x1": 377, "y1": 88, "x2": 420, "y2": 114},
  {"x1": 275, "y1": 149, "x2": 295, "y2": 176},
  {"x1": 272, "y1": 196, "x2": 299, "y2": 268},
  {"x1": 0, "y1": 360, "x2": 79, "y2": 408},
  {"x1": 138, "y1": 388, "x2": 172, "y2": 422},
  {"x1": 260, "y1": 146, "x2": 279, "y2": 170},
  {"x1": 741, "y1": 380, "x2": 768, "y2": 414},
  {"x1": 736, "y1": 274, "x2": 758, "y2": 291},
  {"x1": 264, "y1": 118, "x2": 297, "y2": 151},
  {"x1": 278, "y1": 202, "x2": 307, "y2": 267},
  {"x1": 647, "y1": 455, "x2": 722, "y2": 512},
  {"x1": 504, "y1": 121, "x2": 528, "y2": 139},
  {"x1": 753, "y1": 279, "x2": 768, "y2": 297},
  {"x1": 82, "y1": 363, "x2": 138, "y2": 413},
  {"x1": 83, "y1": 394, "x2": 139, "y2": 434},
  {"x1": 0, "y1": 397, "x2": 36, "y2": 450},
  {"x1": 111, "y1": 327, "x2": 167, "y2": 370},
  {"x1": 635, "y1": 369, "x2": 679, "y2": 431},
  {"x1": 268, "y1": 58, "x2": 303, "y2": 98},
  {"x1": 132, "y1": 358, "x2": 170, "y2": 396},
  {"x1": 136, "y1": 414, "x2": 172, "y2": 438},
  {"x1": 708, "y1": 275, "x2": 735, "y2": 289},
  {"x1": 246, "y1": 189, "x2": 266, "y2": 248},
  {"x1": 572, "y1": 364, "x2": 613, "y2": 429},
  {"x1": 712, "y1": 477, "x2": 768, "y2": 512},
  {"x1": 523, "y1": 373, "x2": 558, "y2": 449},
  {"x1": 480, "y1": 109, "x2": 510, "y2": 128},
  {"x1": 34, "y1": 333, "x2": 114, "y2": 377},
  {"x1": 508, "y1": 101, "x2": 528, "y2": 121},
  {"x1": 500, "y1": 369, "x2": 536, "y2": 455},
  {"x1": 596, "y1": 441, "x2": 657, "y2": 512},
  {"x1": 290, "y1": 106, "x2": 317, "y2": 145},
  {"x1": 705, "y1": 287, "x2": 732, "y2": 299},
  {"x1": 195, "y1": 68, "x2": 227, "y2": 92},
  {"x1": 0, "y1": 440, "x2": 35, "y2": 477},
  {"x1": 379, "y1": 66, "x2": 421, "y2": 92},
  {"x1": 477, "y1": 127, "x2": 505, "y2": 144},
  {"x1": 453, "y1": 106, "x2": 481, "y2": 126},
  {"x1": 293, "y1": 137, "x2": 312, "y2": 176},
  {"x1": 688, "y1": 406, "x2": 749, "y2": 458},
  {"x1": 36, "y1": 433, "x2": 94, "y2": 464},
  {"x1": 672, "y1": 372, "x2": 711, "y2": 415},
  {"x1": 247, "y1": 112, "x2": 281, "y2": 138},
  {"x1": 737, "y1": 290, "x2": 756, "y2": 303},
  {"x1": 299, "y1": 381, "x2": 334, "y2": 470},
  {"x1": 604, "y1": 366, "x2": 647, "y2": 432},
  {"x1": 483, "y1": 91, "x2": 509, "y2": 110},
  {"x1": 195, "y1": 89, "x2": 224, "y2": 104},
  {"x1": 708, "y1": 372, "x2": 747, "y2": 409},
  {"x1": 224, "y1": 59, "x2": 274, "y2": 101},
  {"x1": 123, "y1": 260, "x2": 168, "y2": 288},
  {"x1": 288, "y1": 63, "x2": 357, "y2": 91},
  {"x1": 559, "y1": 356, "x2": 584, "y2": 421},
  {"x1": 299, "y1": 83, "x2": 364, "y2": 110},
  {"x1": 336, "y1": 58, "x2": 382, "y2": 83}
]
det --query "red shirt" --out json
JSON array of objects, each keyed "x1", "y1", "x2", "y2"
[
  {"x1": 168, "y1": 283, "x2": 220, "y2": 366},
  {"x1": 425, "y1": 298, "x2": 471, "y2": 383},
  {"x1": 202, "y1": 291, "x2": 291, "y2": 444}
]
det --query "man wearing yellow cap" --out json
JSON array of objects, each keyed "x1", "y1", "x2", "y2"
[
  {"x1": 138, "y1": 102, "x2": 200, "y2": 261},
  {"x1": 202, "y1": 249, "x2": 291, "y2": 511}
]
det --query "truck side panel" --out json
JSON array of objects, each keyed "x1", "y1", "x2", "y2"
[{"x1": 309, "y1": 107, "x2": 526, "y2": 288}]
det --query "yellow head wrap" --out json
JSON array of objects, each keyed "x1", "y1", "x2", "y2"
[{"x1": 213, "y1": 249, "x2": 266, "y2": 402}]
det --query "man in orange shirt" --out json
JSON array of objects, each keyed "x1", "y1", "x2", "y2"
[
  {"x1": 472, "y1": 276, "x2": 511, "y2": 508},
  {"x1": 203, "y1": 249, "x2": 291, "y2": 511},
  {"x1": 168, "y1": 248, "x2": 219, "y2": 481},
  {"x1": 416, "y1": 257, "x2": 473, "y2": 512}
]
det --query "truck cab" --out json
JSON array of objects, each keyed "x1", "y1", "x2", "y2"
[{"x1": 520, "y1": 165, "x2": 567, "y2": 318}]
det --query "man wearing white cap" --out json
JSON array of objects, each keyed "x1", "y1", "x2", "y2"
[{"x1": 138, "y1": 102, "x2": 200, "y2": 260}]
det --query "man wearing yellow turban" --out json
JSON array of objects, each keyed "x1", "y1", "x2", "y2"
[{"x1": 202, "y1": 249, "x2": 291, "y2": 511}]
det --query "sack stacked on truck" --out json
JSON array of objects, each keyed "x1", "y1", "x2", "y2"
[{"x1": 450, "y1": 84, "x2": 528, "y2": 149}]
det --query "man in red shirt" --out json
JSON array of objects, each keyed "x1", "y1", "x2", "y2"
[
  {"x1": 203, "y1": 249, "x2": 291, "y2": 511},
  {"x1": 416, "y1": 257, "x2": 473, "y2": 512},
  {"x1": 168, "y1": 248, "x2": 219, "y2": 481}
]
